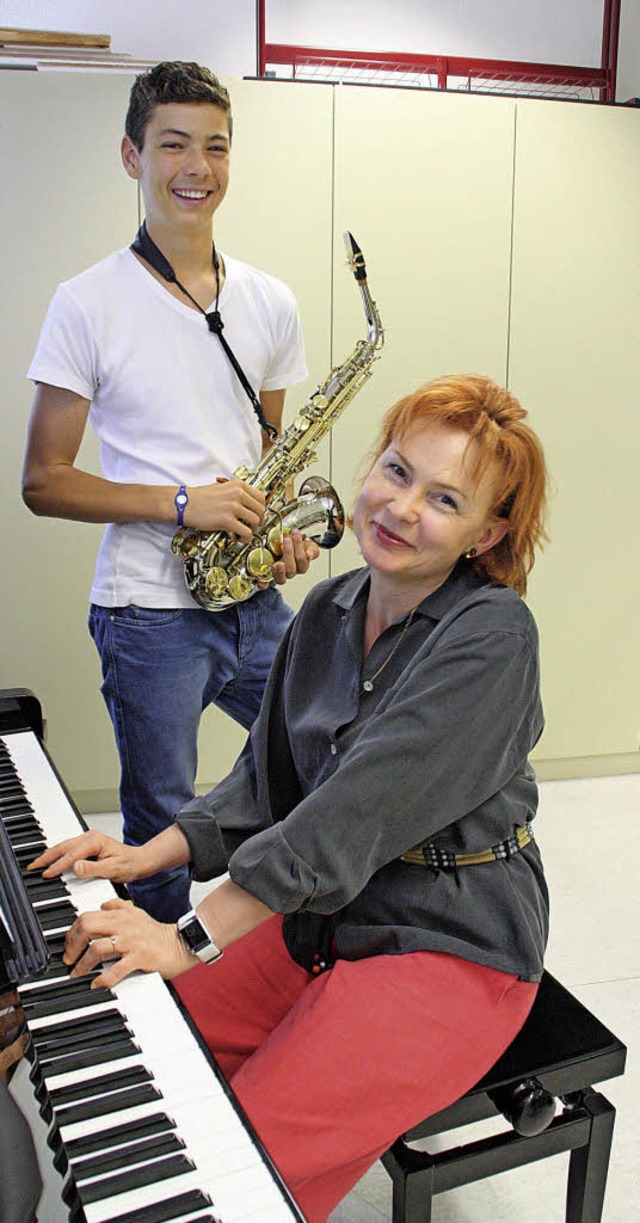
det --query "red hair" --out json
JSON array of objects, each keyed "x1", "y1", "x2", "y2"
[{"x1": 359, "y1": 374, "x2": 549, "y2": 596}]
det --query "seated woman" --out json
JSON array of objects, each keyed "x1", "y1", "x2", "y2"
[{"x1": 32, "y1": 373, "x2": 550, "y2": 1223}]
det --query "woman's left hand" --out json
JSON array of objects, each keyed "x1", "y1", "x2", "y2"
[{"x1": 63, "y1": 897, "x2": 197, "y2": 990}]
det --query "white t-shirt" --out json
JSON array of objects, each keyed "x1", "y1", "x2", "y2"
[{"x1": 28, "y1": 248, "x2": 307, "y2": 607}]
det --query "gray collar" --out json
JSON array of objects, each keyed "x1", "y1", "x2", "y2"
[{"x1": 332, "y1": 563, "x2": 485, "y2": 623}]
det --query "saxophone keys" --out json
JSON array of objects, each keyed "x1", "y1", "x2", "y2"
[
  {"x1": 171, "y1": 528, "x2": 192, "y2": 557},
  {"x1": 294, "y1": 415, "x2": 311, "y2": 432},
  {"x1": 205, "y1": 567, "x2": 229, "y2": 596},
  {"x1": 267, "y1": 525, "x2": 285, "y2": 558},
  {"x1": 246, "y1": 547, "x2": 275, "y2": 578},
  {"x1": 228, "y1": 574, "x2": 253, "y2": 601}
]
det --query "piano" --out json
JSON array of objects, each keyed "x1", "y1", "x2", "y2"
[{"x1": 0, "y1": 689, "x2": 306, "y2": 1223}]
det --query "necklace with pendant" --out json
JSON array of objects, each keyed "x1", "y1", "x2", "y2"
[{"x1": 362, "y1": 606, "x2": 418, "y2": 693}]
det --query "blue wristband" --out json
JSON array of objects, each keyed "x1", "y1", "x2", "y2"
[{"x1": 174, "y1": 485, "x2": 189, "y2": 527}]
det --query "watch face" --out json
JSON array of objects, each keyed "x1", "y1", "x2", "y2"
[
  {"x1": 180, "y1": 915, "x2": 208, "y2": 953},
  {"x1": 176, "y1": 493, "x2": 188, "y2": 507},
  {"x1": 178, "y1": 913, "x2": 221, "y2": 963}
]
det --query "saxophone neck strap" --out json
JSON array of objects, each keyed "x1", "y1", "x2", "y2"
[{"x1": 131, "y1": 222, "x2": 277, "y2": 441}]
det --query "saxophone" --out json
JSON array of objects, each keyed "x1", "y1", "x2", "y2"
[{"x1": 171, "y1": 231, "x2": 384, "y2": 610}]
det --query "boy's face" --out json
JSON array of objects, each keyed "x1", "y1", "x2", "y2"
[{"x1": 121, "y1": 102, "x2": 231, "y2": 234}]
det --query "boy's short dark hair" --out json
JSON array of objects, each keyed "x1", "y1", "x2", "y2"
[{"x1": 125, "y1": 61, "x2": 233, "y2": 150}]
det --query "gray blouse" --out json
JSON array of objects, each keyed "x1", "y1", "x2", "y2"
[{"x1": 176, "y1": 563, "x2": 549, "y2": 981}]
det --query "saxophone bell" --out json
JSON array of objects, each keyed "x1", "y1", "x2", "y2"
[{"x1": 265, "y1": 477, "x2": 345, "y2": 556}]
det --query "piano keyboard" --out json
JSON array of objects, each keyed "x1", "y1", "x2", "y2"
[{"x1": 0, "y1": 729, "x2": 304, "y2": 1223}]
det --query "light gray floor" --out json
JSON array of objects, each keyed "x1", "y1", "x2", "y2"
[{"x1": 92, "y1": 773, "x2": 639, "y2": 1222}]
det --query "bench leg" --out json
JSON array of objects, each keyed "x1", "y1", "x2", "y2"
[
  {"x1": 382, "y1": 1141, "x2": 435, "y2": 1223},
  {"x1": 565, "y1": 1091, "x2": 616, "y2": 1223}
]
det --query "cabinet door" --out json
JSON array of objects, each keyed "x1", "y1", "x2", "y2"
[
  {"x1": 331, "y1": 85, "x2": 516, "y2": 577},
  {"x1": 1, "y1": 72, "x2": 137, "y2": 800},
  {"x1": 510, "y1": 99, "x2": 640, "y2": 765}
]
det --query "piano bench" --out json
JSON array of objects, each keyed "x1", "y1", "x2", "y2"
[{"x1": 380, "y1": 971, "x2": 626, "y2": 1223}]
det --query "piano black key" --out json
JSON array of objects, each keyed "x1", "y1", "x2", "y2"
[
  {"x1": 11, "y1": 845, "x2": 47, "y2": 866},
  {"x1": 72, "y1": 1132, "x2": 185, "y2": 1182},
  {"x1": 23, "y1": 968, "x2": 96, "y2": 995},
  {"x1": 31, "y1": 899, "x2": 77, "y2": 929},
  {"x1": 44, "y1": 933, "x2": 69, "y2": 955},
  {"x1": 56, "y1": 1082, "x2": 162, "y2": 1127},
  {"x1": 5, "y1": 828, "x2": 45, "y2": 848},
  {"x1": 12, "y1": 830, "x2": 44, "y2": 845},
  {"x1": 22, "y1": 974, "x2": 100, "y2": 1007},
  {"x1": 0, "y1": 794, "x2": 34, "y2": 808},
  {"x1": 41, "y1": 1040, "x2": 139, "y2": 1077},
  {"x1": 80, "y1": 1153, "x2": 197, "y2": 1205},
  {"x1": 64, "y1": 1112, "x2": 177, "y2": 1159},
  {"x1": 49, "y1": 1064, "x2": 153, "y2": 1106},
  {"x1": 23, "y1": 877, "x2": 69, "y2": 901},
  {"x1": 1, "y1": 820, "x2": 31, "y2": 839},
  {"x1": 22, "y1": 986, "x2": 116, "y2": 1020},
  {"x1": 0, "y1": 794, "x2": 35, "y2": 810},
  {"x1": 99, "y1": 1189, "x2": 215, "y2": 1223},
  {"x1": 16, "y1": 847, "x2": 47, "y2": 863},
  {"x1": 32, "y1": 1020, "x2": 96, "y2": 1071},
  {"x1": 25, "y1": 960, "x2": 82, "y2": 984},
  {"x1": 31, "y1": 1008, "x2": 129, "y2": 1052},
  {"x1": 1, "y1": 814, "x2": 40, "y2": 832},
  {"x1": 0, "y1": 777, "x2": 26, "y2": 793},
  {"x1": 34, "y1": 1028, "x2": 132, "y2": 1064}
]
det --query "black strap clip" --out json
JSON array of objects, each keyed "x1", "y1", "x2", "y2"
[{"x1": 206, "y1": 311, "x2": 224, "y2": 335}]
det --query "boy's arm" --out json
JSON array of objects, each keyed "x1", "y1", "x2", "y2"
[{"x1": 22, "y1": 382, "x2": 266, "y2": 536}]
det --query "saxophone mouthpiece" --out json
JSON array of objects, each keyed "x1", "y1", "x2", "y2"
[{"x1": 344, "y1": 231, "x2": 367, "y2": 282}]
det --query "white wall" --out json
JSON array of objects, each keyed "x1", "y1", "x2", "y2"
[
  {"x1": 267, "y1": 0, "x2": 604, "y2": 66},
  {"x1": 2, "y1": 1, "x2": 639, "y2": 99},
  {"x1": 0, "y1": 0, "x2": 257, "y2": 76}
]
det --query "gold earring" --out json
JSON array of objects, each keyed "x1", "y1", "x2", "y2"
[{"x1": 465, "y1": 547, "x2": 477, "y2": 559}]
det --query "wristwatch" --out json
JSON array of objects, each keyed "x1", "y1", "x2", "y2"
[
  {"x1": 177, "y1": 910, "x2": 223, "y2": 964},
  {"x1": 174, "y1": 484, "x2": 189, "y2": 527}
]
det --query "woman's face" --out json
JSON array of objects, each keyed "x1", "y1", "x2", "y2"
[{"x1": 353, "y1": 422, "x2": 508, "y2": 599}]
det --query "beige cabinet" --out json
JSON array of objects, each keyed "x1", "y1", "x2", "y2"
[{"x1": 0, "y1": 73, "x2": 637, "y2": 806}]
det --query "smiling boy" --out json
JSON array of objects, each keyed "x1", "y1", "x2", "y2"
[{"x1": 22, "y1": 62, "x2": 312, "y2": 922}]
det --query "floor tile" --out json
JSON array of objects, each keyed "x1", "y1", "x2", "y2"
[{"x1": 534, "y1": 775, "x2": 640, "y2": 985}]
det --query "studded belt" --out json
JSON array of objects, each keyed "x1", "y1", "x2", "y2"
[{"x1": 401, "y1": 822, "x2": 534, "y2": 871}]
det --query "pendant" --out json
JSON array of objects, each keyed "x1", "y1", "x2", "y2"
[{"x1": 362, "y1": 680, "x2": 374, "y2": 693}]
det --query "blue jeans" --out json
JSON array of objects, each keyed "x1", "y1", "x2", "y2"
[{"x1": 88, "y1": 589, "x2": 294, "y2": 923}]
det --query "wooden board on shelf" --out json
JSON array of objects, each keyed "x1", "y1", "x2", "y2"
[{"x1": 0, "y1": 29, "x2": 110, "y2": 49}]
